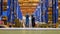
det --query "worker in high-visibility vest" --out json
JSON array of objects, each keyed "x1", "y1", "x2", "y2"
[
  {"x1": 25, "y1": 13, "x2": 29, "y2": 27},
  {"x1": 31, "y1": 14, "x2": 35, "y2": 27}
]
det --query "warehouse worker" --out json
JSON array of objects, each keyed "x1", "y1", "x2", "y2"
[
  {"x1": 31, "y1": 14, "x2": 35, "y2": 27},
  {"x1": 25, "y1": 13, "x2": 29, "y2": 27}
]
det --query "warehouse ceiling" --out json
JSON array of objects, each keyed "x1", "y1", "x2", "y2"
[
  {"x1": 19, "y1": 0, "x2": 39, "y2": 16},
  {"x1": 4, "y1": 0, "x2": 39, "y2": 16}
]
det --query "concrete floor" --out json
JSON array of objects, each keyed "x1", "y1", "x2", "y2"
[{"x1": 0, "y1": 29, "x2": 60, "y2": 34}]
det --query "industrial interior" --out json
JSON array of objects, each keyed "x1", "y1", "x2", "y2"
[{"x1": 0, "y1": 0, "x2": 60, "y2": 28}]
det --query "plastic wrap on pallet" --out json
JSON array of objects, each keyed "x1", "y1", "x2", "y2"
[
  {"x1": 2, "y1": 11, "x2": 7, "y2": 16},
  {"x1": 52, "y1": 0, "x2": 58, "y2": 24},
  {"x1": 34, "y1": 0, "x2": 48, "y2": 24},
  {"x1": 7, "y1": 0, "x2": 11, "y2": 22},
  {"x1": 0, "y1": 0, "x2": 3, "y2": 16},
  {"x1": 7, "y1": 0, "x2": 22, "y2": 23},
  {"x1": 45, "y1": 0, "x2": 48, "y2": 23},
  {"x1": 11, "y1": 0, "x2": 15, "y2": 23},
  {"x1": 34, "y1": 0, "x2": 41, "y2": 22},
  {"x1": 17, "y1": 3, "x2": 22, "y2": 20},
  {"x1": 41, "y1": 0, "x2": 44, "y2": 22}
]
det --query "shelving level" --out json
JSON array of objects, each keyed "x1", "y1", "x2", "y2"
[
  {"x1": 58, "y1": 0, "x2": 60, "y2": 24},
  {"x1": 0, "y1": 0, "x2": 59, "y2": 28}
]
